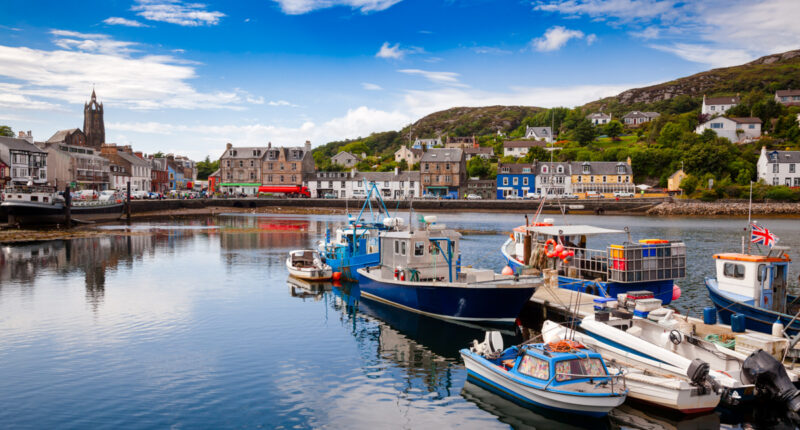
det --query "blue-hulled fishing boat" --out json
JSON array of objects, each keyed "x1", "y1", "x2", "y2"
[
  {"x1": 357, "y1": 216, "x2": 539, "y2": 324},
  {"x1": 460, "y1": 332, "x2": 627, "y2": 417},
  {"x1": 318, "y1": 180, "x2": 400, "y2": 280},
  {"x1": 502, "y1": 223, "x2": 685, "y2": 305}
]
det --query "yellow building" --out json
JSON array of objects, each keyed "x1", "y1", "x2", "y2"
[
  {"x1": 667, "y1": 169, "x2": 686, "y2": 191},
  {"x1": 570, "y1": 157, "x2": 634, "y2": 193}
]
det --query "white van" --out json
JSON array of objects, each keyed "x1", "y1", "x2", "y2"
[{"x1": 77, "y1": 189, "x2": 98, "y2": 200}]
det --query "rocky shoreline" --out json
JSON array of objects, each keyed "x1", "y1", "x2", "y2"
[{"x1": 647, "y1": 200, "x2": 800, "y2": 216}]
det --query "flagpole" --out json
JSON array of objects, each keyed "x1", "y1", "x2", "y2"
[{"x1": 747, "y1": 181, "x2": 753, "y2": 254}]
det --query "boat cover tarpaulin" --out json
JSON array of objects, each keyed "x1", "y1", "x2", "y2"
[{"x1": 523, "y1": 225, "x2": 625, "y2": 236}]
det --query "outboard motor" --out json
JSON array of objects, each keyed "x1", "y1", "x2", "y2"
[
  {"x1": 687, "y1": 358, "x2": 724, "y2": 397},
  {"x1": 742, "y1": 350, "x2": 800, "y2": 412},
  {"x1": 471, "y1": 331, "x2": 504, "y2": 358}
]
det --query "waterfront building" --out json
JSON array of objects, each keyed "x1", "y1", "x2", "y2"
[
  {"x1": 534, "y1": 161, "x2": 572, "y2": 195},
  {"x1": 466, "y1": 178, "x2": 495, "y2": 199},
  {"x1": 667, "y1": 169, "x2": 687, "y2": 192},
  {"x1": 219, "y1": 143, "x2": 265, "y2": 195},
  {"x1": 570, "y1": 159, "x2": 634, "y2": 194},
  {"x1": 331, "y1": 151, "x2": 361, "y2": 168},
  {"x1": 586, "y1": 113, "x2": 611, "y2": 126},
  {"x1": 464, "y1": 146, "x2": 493, "y2": 161},
  {"x1": 261, "y1": 141, "x2": 315, "y2": 188},
  {"x1": 503, "y1": 140, "x2": 547, "y2": 158},
  {"x1": 100, "y1": 144, "x2": 151, "y2": 191},
  {"x1": 45, "y1": 128, "x2": 86, "y2": 147},
  {"x1": 40, "y1": 140, "x2": 109, "y2": 190},
  {"x1": 303, "y1": 168, "x2": 420, "y2": 199},
  {"x1": 0, "y1": 155, "x2": 8, "y2": 189},
  {"x1": 420, "y1": 148, "x2": 465, "y2": 198},
  {"x1": 695, "y1": 117, "x2": 762, "y2": 143},
  {"x1": 411, "y1": 137, "x2": 442, "y2": 150},
  {"x1": 622, "y1": 111, "x2": 660, "y2": 126},
  {"x1": 208, "y1": 169, "x2": 220, "y2": 194},
  {"x1": 394, "y1": 145, "x2": 422, "y2": 167},
  {"x1": 775, "y1": 89, "x2": 800, "y2": 106},
  {"x1": 757, "y1": 146, "x2": 800, "y2": 187},
  {"x1": 444, "y1": 136, "x2": 477, "y2": 149},
  {"x1": 0, "y1": 135, "x2": 48, "y2": 186},
  {"x1": 496, "y1": 163, "x2": 535, "y2": 199},
  {"x1": 173, "y1": 155, "x2": 198, "y2": 185},
  {"x1": 149, "y1": 156, "x2": 170, "y2": 194},
  {"x1": 525, "y1": 126, "x2": 554, "y2": 143},
  {"x1": 702, "y1": 95, "x2": 740, "y2": 116}
]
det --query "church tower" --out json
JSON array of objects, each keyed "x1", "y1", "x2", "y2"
[{"x1": 83, "y1": 89, "x2": 105, "y2": 149}]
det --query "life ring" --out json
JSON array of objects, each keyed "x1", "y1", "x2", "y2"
[
  {"x1": 544, "y1": 239, "x2": 558, "y2": 258},
  {"x1": 532, "y1": 222, "x2": 553, "y2": 227}
]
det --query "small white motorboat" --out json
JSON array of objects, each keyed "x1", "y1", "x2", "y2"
[{"x1": 286, "y1": 250, "x2": 332, "y2": 281}]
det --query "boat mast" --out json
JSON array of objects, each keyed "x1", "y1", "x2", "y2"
[{"x1": 747, "y1": 181, "x2": 753, "y2": 254}]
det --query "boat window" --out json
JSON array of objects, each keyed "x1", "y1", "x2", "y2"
[
  {"x1": 400, "y1": 241, "x2": 407, "y2": 256},
  {"x1": 414, "y1": 241, "x2": 425, "y2": 256},
  {"x1": 723, "y1": 262, "x2": 745, "y2": 280},
  {"x1": 757, "y1": 264, "x2": 766, "y2": 282},
  {"x1": 554, "y1": 358, "x2": 607, "y2": 382},
  {"x1": 518, "y1": 354, "x2": 549, "y2": 380},
  {"x1": 394, "y1": 240, "x2": 400, "y2": 255}
]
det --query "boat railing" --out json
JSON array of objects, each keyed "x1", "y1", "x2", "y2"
[
  {"x1": 3, "y1": 186, "x2": 56, "y2": 194},
  {"x1": 560, "y1": 246, "x2": 609, "y2": 281},
  {"x1": 556, "y1": 242, "x2": 686, "y2": 283}
]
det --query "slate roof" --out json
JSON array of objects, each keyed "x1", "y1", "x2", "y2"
[
  {"x1": 209, "y1": 169, "x2": 220, "y2": 177},
  {"x1": 526, "y1": 126, "x2": 552, "y2": 138},
  {"x1": 622, "y1": 111, "x2": 661, "y2": 119},
  {"x1": 221, "y1": 146, "x2": 267, "y2": 159},
  {"x1": 704, "y1": 96, "x2": 740, "y2": 105},
  {"x1": 332, "y1": 151, "x2": 360, "y2": 161},
  {"x1": 116, "y1": 150, "x2": 151, "y2": 166},
  {"x1": 0, "y1": 136, "x2": 47, "y2": 153},
  {"x1": 668, "y1": 169, "x2": 685, "y2": 179},
  {"x1": 264, "y1": 146, "x2": 309, "y2": 162},
  {"x1": 537, "y1": 162, "x2": 570, "y2": 176},
  {"x1": 586, "y1": 113, "x2": 611, "y2": 120},
  {"x1": 504, "y1": 140, "x2": 548, "y2": 148},
  {"x1": 354, "y1": 171, "x2": 420, "y2": 182},
  {"x1": 776, "y1": 90, "x2": 800, "y2": 97},
  {"x1": 730, "y1": 117, "x2": 762, "y2": 124},
  {"x1": 464, "y1": 147, "x2": 494, "y2": 155},
  {"x1": 497, "y1": 163, "x2": 536, "y2": 174},
  {"x1": 766, "y1": 150, "x2": 800, "y2": 164},
  {"x1": 570, "y1": 161, "x2": 632, "y2": 175},
  {"x1": 420, "y1": 148, "x2": 463, "y2": 162},
  {"x1": 46, "y1": 128, "x2": 81, "y2": 144}
]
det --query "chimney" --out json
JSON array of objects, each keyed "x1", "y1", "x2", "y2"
[
  {"x1": 626, "y1": 156, "x2": 632, "y2": 166},
  {"x1": 305, "y1": 140, "x2": 311, "y2": 151},
  {"x1": 134, "y1": 151, "x2": 143, "y2": 159},
  {"x1": 361, "y1": 152, "x2": 366, "y2": 159},
  {"x1": 394, "y1": 166, "x2": 400, "y2": 176},
  {"x1": 226, "y1": 142, "x2": 233, "y2": 150},
  {"x1": 268, "y1": 141, "x2": 272, "y2": 149},
  {"x1": 18, "y1": 131, "x2": 24, "y2": 138}
]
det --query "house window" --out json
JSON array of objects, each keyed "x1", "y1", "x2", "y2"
[
  {"x1": 341, "y1": 181, "x2": 346, "y2": 187},
  {"x1": 602, "y1": 176, "x2": 607, "y2": 183},
  {"x1": 710, "y1": 106, "x2": 716, "y2": 111},
  {"x1": 250, "y1": 160, "x2": 254, "y2": 167},
  {"x1": 557, "y1": 166, "x2": 564, "y2": 174},
  {"x1": 446, "y1": 163, "x2": 450, "y2": 170},
  {"x1": 542, "y1": 166, "x2": 548, "y2": 174},
  {"x1": 577, "y1": 176, "x2": 582, "y2": 183},
  {"x1": 787, "y1": 178, "x2": 792, "y2": 186},
  {"x1": 710, "y1": 123, "x2": 723, "y2": 129},
  {"x1": 280, "y1": 175, "x2": 285, "y2": 182},
  {"x1": 522, "y1": 168, "x2": 531, "y2": 173},
  {"x1": 617, "y1": 176, "x2": 622, "y2": 182},
  {"x1": 513, "y1": 177, "x2": 518, "y2": 185},
  {"x1": 582, "y1": 165, "x2": 590, "y2": 174},
  {"x1": 773, "y1": 164, "x2": 779, "y2": 173},
  {"x1": 749, "y1": 124, "x2": 755, "y2": 129},
  {"x1": 239, "y1": 161, "x2": 243, "y2": 167},
  {"x1": 773, "y1": 177, "x2": 779, "y2": 185},
  {"x1": 790, "y1": 164, "x2": 796, "y2": 173},
  {"x1": 795, "y1": 178, "x2": 800, "y2": 186},
  {"x1": 394, "y1": 240, "x2": 400, "y2": 255},
  {"x1": 400, "y1": 241, "x2": 407, "y2": 256},
  {"x1": 523, "y1": 177, "x2": 528, "y2": 186},
  {"x1": 502, "y1": 177, "x2": 508, "y2": 186}
]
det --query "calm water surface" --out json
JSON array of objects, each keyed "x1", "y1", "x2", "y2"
[{"x1": 2, "y1": 212, "x2": 800, "y2": 429}]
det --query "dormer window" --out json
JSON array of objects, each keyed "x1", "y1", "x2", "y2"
[
  {"x1": 770, "y1": 152, "x2": 778, "y2": 162},
  {"x1": 617, "y1": 165, "x2": 625, "y2": 174},
  {"x1": 542, "y1": 166, "x2": 548, "y2": 174},
  {"x1": 557, "y1": 166, "x2": 564, "y2": 174},
  {"x1": 582, "y1": 163, "x2": 590, "y2": 174}
]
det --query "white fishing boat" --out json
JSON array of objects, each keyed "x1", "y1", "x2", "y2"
[
  {"x1": 542, "y1": 321, "x2": 721, "y2": 414},
  {"x1": 286, "y1": 250, "x2": 332, "y2": 281}
]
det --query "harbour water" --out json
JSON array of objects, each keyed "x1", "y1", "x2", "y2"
[{"x1": 1, "y1": 212, "x2": 800, "y2": 429}]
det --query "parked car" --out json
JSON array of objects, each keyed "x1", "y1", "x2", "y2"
[
  {"x1": 466, "y1": 194, "x2": 482, "y2": 200},
  {"x1": 504, "y1": 194, "x2": 523, "y2": 200},
  {"x1": 323, "y1": 193, "x2": 337, "y2": 199},
  {"x1": 613, "y1": 191, "x2": 635, "y2": 198},
  {"x1": 585, "y1": 191, "x2": 604, "y2": 199},
  {"x1": 77, "y1": 189, "x2": 98, "y2": 200},
  {"x1": 524, "y1": 192, "x2": 542, "y2": 199},
  {"x1": 561, "y1": 193, "x2": 580, "y2": 199},
  {"x1": 132, "y1": 190, "x2": 149, "y2": 200},
  {"x1": 420, "y1": 194, "x2": 437, "y2": 199}
]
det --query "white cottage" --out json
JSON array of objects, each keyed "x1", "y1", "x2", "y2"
[
  {"x1": 695, "y1": 117, "x2": 761, "y2": 143},
  {"x1": 701, "y1": 95, "x2": 739, "y2": 116},
  {"x1": 524, "y1": 126, "x2": 554, "y2": 143},
  {"x1": 757, "y1": 146, "x2": 800, "y2": 187}
]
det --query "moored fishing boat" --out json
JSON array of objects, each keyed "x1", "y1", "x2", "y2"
[
  {"x1": 357, "y1": 216, "x2": 538, "y2": 324},
  {"x1": 286, "y1": 249, "x2": 333, "y2": 281},
  {"x1": 1, "y1": 186, "x2": 124, "y2": 225},
  {"x1": 502, "y1": 222, "x2": 685, "y2": 304},
  {"x1": 460, "y1": 331, "x2": 627, "y2": 417}
]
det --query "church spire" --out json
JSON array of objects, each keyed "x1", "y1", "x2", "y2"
[{"x1": 91, "y1": 87, "x2": 96, "y2": 101}]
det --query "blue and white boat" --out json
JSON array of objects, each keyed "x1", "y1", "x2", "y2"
[
  {"x1": 460, "y1": 332, "x2": 627, "y2": 417},
  {"x1": 357, "y1": 216, "x2": 538, "y2": 324},
  {"x1": 502, "y1": 223, "x2": 685, "y2": 305},
  {"x1": 705, "y1": 248, "x2": 799, "y2": 336},
  {"x1": 318, "y1": 181, "x2": 399, "y2": 280}
]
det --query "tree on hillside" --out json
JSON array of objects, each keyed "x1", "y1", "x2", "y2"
[
  {"x1": 153, "y1": 151, "x2": 165, "y2": 158},
  {"x1": 604, "y1": 120, "x2": 623, "y2": 141},
  {"x1": 0, "y1": 125, "x2": 12, "y2": 137},
  {"x1": 196, "y1": 156, "x2": 220, "y2": 180},
  {"x1": 521, "y1": 146, "x2": 549, "y2": 163},
  {"x1": 467, "y1": 156, "x2": 490, "y2": 178},
  {"x1": 571, "y1": 119, "x2": 597, "y2": 146},
  {"x1": 657, "y1": 122, "x2": 683, "y2": 147}
]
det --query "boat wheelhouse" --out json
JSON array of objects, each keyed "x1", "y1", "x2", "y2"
[
  {"x1": 357, "y1": 217, "x2": 538, "y2": 323},
  {"x1": 1, "y1": 185, "x2": 124, "y2": 225},
  {"x1": 705, "y1": 249, "x2": 798, "y2": 336},
  {"x1": 502, "y1": 224, "x2": 685, "y2": 304},
  {"x1": 286, "y1": 249, "x2": 333, "y2": 281}
]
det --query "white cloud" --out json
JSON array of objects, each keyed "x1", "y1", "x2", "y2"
[
  {"x1": 531, "y1": 26, "x2": 586, "y2": 52},
  {"x1": 534, "y1": 0, "x2": 678, "y2": 21},
  {"x1": 585, "y1": 34, "x2": 597, "y2": 45},
  {"x1": 273, "y1": 0, "x2": 402, "y2": 15},
  {"x1": 398, "y1": 69, "x2": 464, "y2": 87},
  {"x1": 103, "y1": 17, "x2": 149, "y2": 27},
  {"x1": 0, "y1": 31, "x2": 255, "y2": 111},
  {"x1": 649, "y1": 43, "x2": 754, "y2": 68},
  {"x1": 0, "y1": 83, "x2": 62, "y2": 111},
  {"x1": 630, "y1": 26, "x2": 660, "y2": 39},
  {"x1": 375, "y1": 42, "x2": 423, "y2": 60},
  {"x1": 133, "y1": 0, "x2": 225, "y2": 26},
  {"x1": 268, "y1": 100, "x2": 298, "y2": 107},
  {"x1": 473, "y1": 46, "x2": 512, "y2": 55},
  {"x1": 362, "y1": 82, "x2": 383, "y2": 90}
]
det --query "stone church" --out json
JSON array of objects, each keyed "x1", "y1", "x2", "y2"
[{"x1": 83, "y1": 89, "x2": 105, "y2": 149}]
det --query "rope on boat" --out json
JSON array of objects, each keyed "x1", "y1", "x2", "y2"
[{"x1": 704, "y1": 333, "x2": 736, "y2": 349}]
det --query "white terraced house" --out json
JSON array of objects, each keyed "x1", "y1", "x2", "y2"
[
  {"x1": 758, "y1": 146, "x2": 800, "y2": 187},
  {"x1": 0, "y1": 135, "x2": 48, "y2": 186},
  {"x1": 695, "y1": 117, "x2": 761, "y2": 143},
  {"x1": 701, "y1": 95, "x2": 740, "y2": 116},
  {"x1": 303, "y1": 168, "x2": 420, "y2": 199}
]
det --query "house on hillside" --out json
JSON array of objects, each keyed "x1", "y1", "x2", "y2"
[
  {"x1": 586, "y1": 113, "x2": 611, "y2": 126},
  {"x1": 496, "y1": 163, "x2": 535, "y2": 199},
  {"x1": 667, "y1": 169, "x2": 687, "y2": 192},
  {"x1": 535, "y1": 162, "x2": 572, "y2": 195},
  {"x1": 444, "y1": 136, "x2": 477, "y2": 149},
  {"x1": 466, "y1": 179, "x2": 495, "y2": 199},
  {"x1": 412, "y1": 137, "x2": 442, "y2": 150},
  {"x1": 570, "y1": 159, "x2": 633, "y2": 194},
  {"x1": 503, "y1": 140, "x2": 547, "y2": 158},
  {"x1": 775, "y1": 90, "x2": 800, "y2": 106},
  {"x1": 394, "y1": 145, "x2": 422, "y2": 167},
  {"x1": 701, "y1": 95, "x2": 739, "y2": 116},
  {"x1": 331, "y1": 151, "x2": 361, "y2": 168},
  {"x1": 695, "y1": 117, "x2": 761, "y2": 143},
  {"x1": 525, "y1": 126, "x2": 553, "y2": 143},
  {"x1": 622, "y1": 111, "x2": 660, "y2": 126},
  {"x1": 757, "y1": 146, "x2": 800, "y2": 187},
  {"x1": 420, "y1": 148, "x2": 465, "y2": 198},
  {"x1": 464, "y1": 146, "x2": 493, "y2": 161}
]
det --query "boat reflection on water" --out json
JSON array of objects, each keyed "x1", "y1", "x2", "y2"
[
  {"x1": 608, "y1": 404, "x2": 721, "y2": 430},
  {"x1": 287, "y1": 276, "x2": 332, "y2": 301}
]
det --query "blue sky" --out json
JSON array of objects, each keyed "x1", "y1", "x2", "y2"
[{"x1": 1, "y1": 0, "x2": 799, "y2": 160}]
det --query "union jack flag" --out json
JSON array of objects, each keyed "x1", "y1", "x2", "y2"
[{"x1": 751, "y1": 223, "x2": 779, "y2": 248}]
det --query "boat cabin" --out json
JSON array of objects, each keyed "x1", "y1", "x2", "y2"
[
  {"x1": 493, "y1": 344, "x2": 613, "y2": 388},
  {"x1": 713, "y1": 251, "x2": 791, "y2": 312},
  {"x1": 289, "y1": 250, "x2": 321, "y2": 268},
  {"x1": 1, "y1": 186, "x2": 58, "y2": 205},
  {"x1": 377, "y1": 225, "x2": 461, "y2": 282}
]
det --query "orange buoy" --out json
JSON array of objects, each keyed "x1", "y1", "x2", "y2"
[
  {"x1": 501, "y1": 265, "x2": 514, "y2": 276},
  {"x1": 332, "y1": 272, "x2": 342, "y2": 281},
  {"x1": 544, "y1": 239, "x2": 558, "y2": 258}
]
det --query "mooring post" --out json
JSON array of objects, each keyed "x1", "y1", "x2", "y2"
[
  {"x1": 65, "y1": 185, "x2": 72, "y2": 229},
  {"x1": 126, "y1": 181, "x2": 132, "y2": 221}
]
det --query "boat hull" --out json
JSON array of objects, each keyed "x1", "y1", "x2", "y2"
[
  {"x1": 461, "y1": 350, "x2": 625, "y2": 417},
  {"x1": 2, "y1": 201, "x2": 124, "y2": 225},
  {"x1": 357, "y1": 268, "x2": 536, "y2": 324},
  {"x1": 286, "y1": 260, "x2": 332, "y2": 281},
  {"x1": 706, "y1": 277, "x2": 800, "y2": 337},
  {"x1": 324, "y1": 252, "x2": 378, "y2": 280}
]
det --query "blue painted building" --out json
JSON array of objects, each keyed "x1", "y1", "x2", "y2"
[{"x1": 496, "y1": 163, "x2": 536, "y2": 199}]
